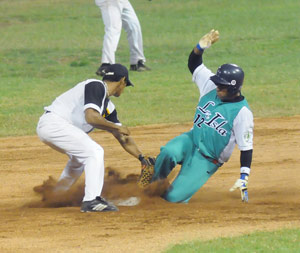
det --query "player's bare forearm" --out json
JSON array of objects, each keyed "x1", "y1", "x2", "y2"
[
  {"x1": 112, "y1": 132, "x2": 142, "y2": 159},
  {"x1": 85, "y1": 108, "x2": 129, "y2": 135}
]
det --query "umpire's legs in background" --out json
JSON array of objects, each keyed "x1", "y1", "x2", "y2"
[
  {"x1": 121, "y1": 0, "x2": 145, "y2": 65},
  {"x1": 95, "y1": 0, "x2": 123, "y2": 64}
]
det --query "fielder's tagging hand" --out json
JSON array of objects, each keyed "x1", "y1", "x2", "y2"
[
  {"x1": 230, "y1": 177, "x2": 249, "y2": 202},
  {"x1": 199, "y1": 29, "x2": 220, "y2": 49}
]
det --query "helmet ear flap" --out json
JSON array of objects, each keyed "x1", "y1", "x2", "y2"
[{"x1": 227, "y1": 84, "x2": 240, "y2": 95}]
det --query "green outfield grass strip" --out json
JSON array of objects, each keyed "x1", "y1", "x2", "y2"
[
  {"x1": 1, "y1": 0, "x2": 300, "y2": 136},
  {"x1": 163, "y1": 228, "x2": 300, "y2": 253}
]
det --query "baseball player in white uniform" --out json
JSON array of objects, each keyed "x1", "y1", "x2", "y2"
[
  {"x1": 37, "y1": 64, "x2": 153, "y2": 212},
  {"x1": 95, "y1": 0, "x2": 150, "y2": 76}
]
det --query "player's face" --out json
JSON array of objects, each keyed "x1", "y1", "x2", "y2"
[
  {"x1": 216, "y1": 85, "x2": 230, "y2": 100},
  {"x1": 216, "y1": 85, "x2": 240, "y2": 101},
  {"x1": 114, "y1": 78, "x2": 127, "y2": 97}
]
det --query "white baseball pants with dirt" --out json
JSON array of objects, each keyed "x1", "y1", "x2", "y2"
[
  {"x1": 95, "y1": 0, "x2": 145, "y2": 64},
  {"x1": 36, "y1": 112, "x2": 104, "y2": 202}
]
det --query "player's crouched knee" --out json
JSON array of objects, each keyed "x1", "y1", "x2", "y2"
[
  {"x1": 87, "y1": 144, "x2": 104, "y2": 160},
  {"x1": 162, "y1": 189, "x2": 190, "y2": 203},
  {"x1": 161, "y1": 183, "x2": 191, "y2": 203},
  {"x1": 159, "y1": 146, "x2": 177, "y2": 166}
]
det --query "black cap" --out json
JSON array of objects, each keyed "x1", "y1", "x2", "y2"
[{"x1": 103, "y1": 64, "x2": 134, "y2": 87}]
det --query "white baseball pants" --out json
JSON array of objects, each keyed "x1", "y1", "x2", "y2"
[
  {"x1": 95, "y1": 0, "x2": 145, "y2": 64},
  {"x1": 37, "y1": 112, "x2": 105, "y2": 202}
]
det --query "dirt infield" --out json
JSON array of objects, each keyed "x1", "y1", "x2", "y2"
[{"x1": 1, "y1": 116, "x2": 300, "y2": 253}]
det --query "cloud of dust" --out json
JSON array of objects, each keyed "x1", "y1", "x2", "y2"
[
  {"x1": 28, "y1": 176, "x2": 84, "y2": 208},
  {"x1": 28, "y1": 167, "x2": 170, "y2": 208}
]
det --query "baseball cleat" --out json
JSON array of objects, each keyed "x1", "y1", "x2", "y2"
[
  {"x1": 80, "y1": 196, "x2": 119, "y2": 212},
  {"x1": 130, "y1": 60, "x2": 151, "y2": 72}
]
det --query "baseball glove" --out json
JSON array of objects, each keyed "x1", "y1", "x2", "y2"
[{"x1": 137, "y1": 155, "x2": 156, "y2": 188}]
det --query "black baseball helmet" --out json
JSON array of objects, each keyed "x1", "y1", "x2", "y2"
[{"x1": 210, "y1": 63, "x2": 244, "y2": 95}]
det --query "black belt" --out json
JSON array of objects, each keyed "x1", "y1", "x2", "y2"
[{"x1": 45, "y1": 111, "x2": 51, "y2": 114}]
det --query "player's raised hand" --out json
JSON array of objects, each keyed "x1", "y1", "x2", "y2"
[
  {"x1": 229, "y1": 174, "x2": 249, "y2": 202},
  {"x1": 199, "y1": 29, "x2": 220, "y2": 50}
]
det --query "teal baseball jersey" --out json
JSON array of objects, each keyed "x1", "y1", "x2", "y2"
[
  {"x1": 192, "y1": 64, "x2": 253, "y2": 164},
  {"x1": 192, "y1": 89, "x2": 251, "y2": 160}
]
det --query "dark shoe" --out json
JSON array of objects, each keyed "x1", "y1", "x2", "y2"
[
  {"x1": 80, "y1": 196, "x2": 119, "y2": 212},
  {"x1": 96, "y1": 63, "x2": 111, "y2": 76},
  {"x1": 130, "y1": 60, "x2": 151, "y2": 72}
]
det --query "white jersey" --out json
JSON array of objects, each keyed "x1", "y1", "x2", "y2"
[
  {"x1": 45, "y1": 79, "x2": 120, "y2": 133},
  {"x1": 192, "y1": 64, "x2": 254, "y2": 163}
]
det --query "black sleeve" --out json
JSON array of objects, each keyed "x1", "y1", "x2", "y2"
[
  {"x1": 103, "y1": 109, "x2": 120, "y2": 124},
  {"x1": 84, "y1": 81, "x2": 106, "y2": 109},
  {"x1": 240, "y1": 150, "x2": 253, "y2": 169},
  {"x1": 188, "y1": 49, "x2": 203, "y2": 74}
]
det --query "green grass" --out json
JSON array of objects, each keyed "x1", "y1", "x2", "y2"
[
  {"x1": 164, "y1": 228, "x2": 300, "y2": 253},
  {"x1": 0, "y1": 0, "x2": 300, "y2": 136}
]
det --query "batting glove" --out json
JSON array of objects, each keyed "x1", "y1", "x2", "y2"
[
  {"x1": 229, "y1": 173, "x2": 249, "y2": 202},
  {"x1": 197, "y1": 29, "x2": 220, "y2": 50}
]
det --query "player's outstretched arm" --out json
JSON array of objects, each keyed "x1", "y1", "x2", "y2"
[
  {"x1": 111, "y1": 131, "x2": 156, "y2": 188},
  {"x1": 111, "y1": 131, "x2": 142, "y2": 159},
  {"x1": 188, "y1": 29, "x2": 219, "y2": 74}
]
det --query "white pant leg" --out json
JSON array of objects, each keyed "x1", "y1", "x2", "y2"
[
  {"x1": 55, "y1": 157, "x2": 85, "y2": 192},
  {"x1": 122, "y1": 0, "x2": 145, "y2": 64},
  {"x1": 37, "y1": 112, "x2": 105, "y2": 202},
  {"x1": 96, "y1": 0, "x2": 123, "y2": 64}
]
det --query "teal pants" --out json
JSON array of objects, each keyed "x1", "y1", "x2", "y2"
[{"x1": 153, "y1": 131, "x2": 221, "y2": 203}]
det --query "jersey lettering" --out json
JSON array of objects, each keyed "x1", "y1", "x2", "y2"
[
  {"x1": 197, "y1": 117, "x2": 205, "y2": 128},
  {"x1": 198, "y1": 101, "x2": 215, "y2": 116},
  {"x1": 194, "y1": 102, "x2": 228, "y2": 136},
  {"x1": 193, "y1": 114, "x2": 205, "y2": 127}
]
